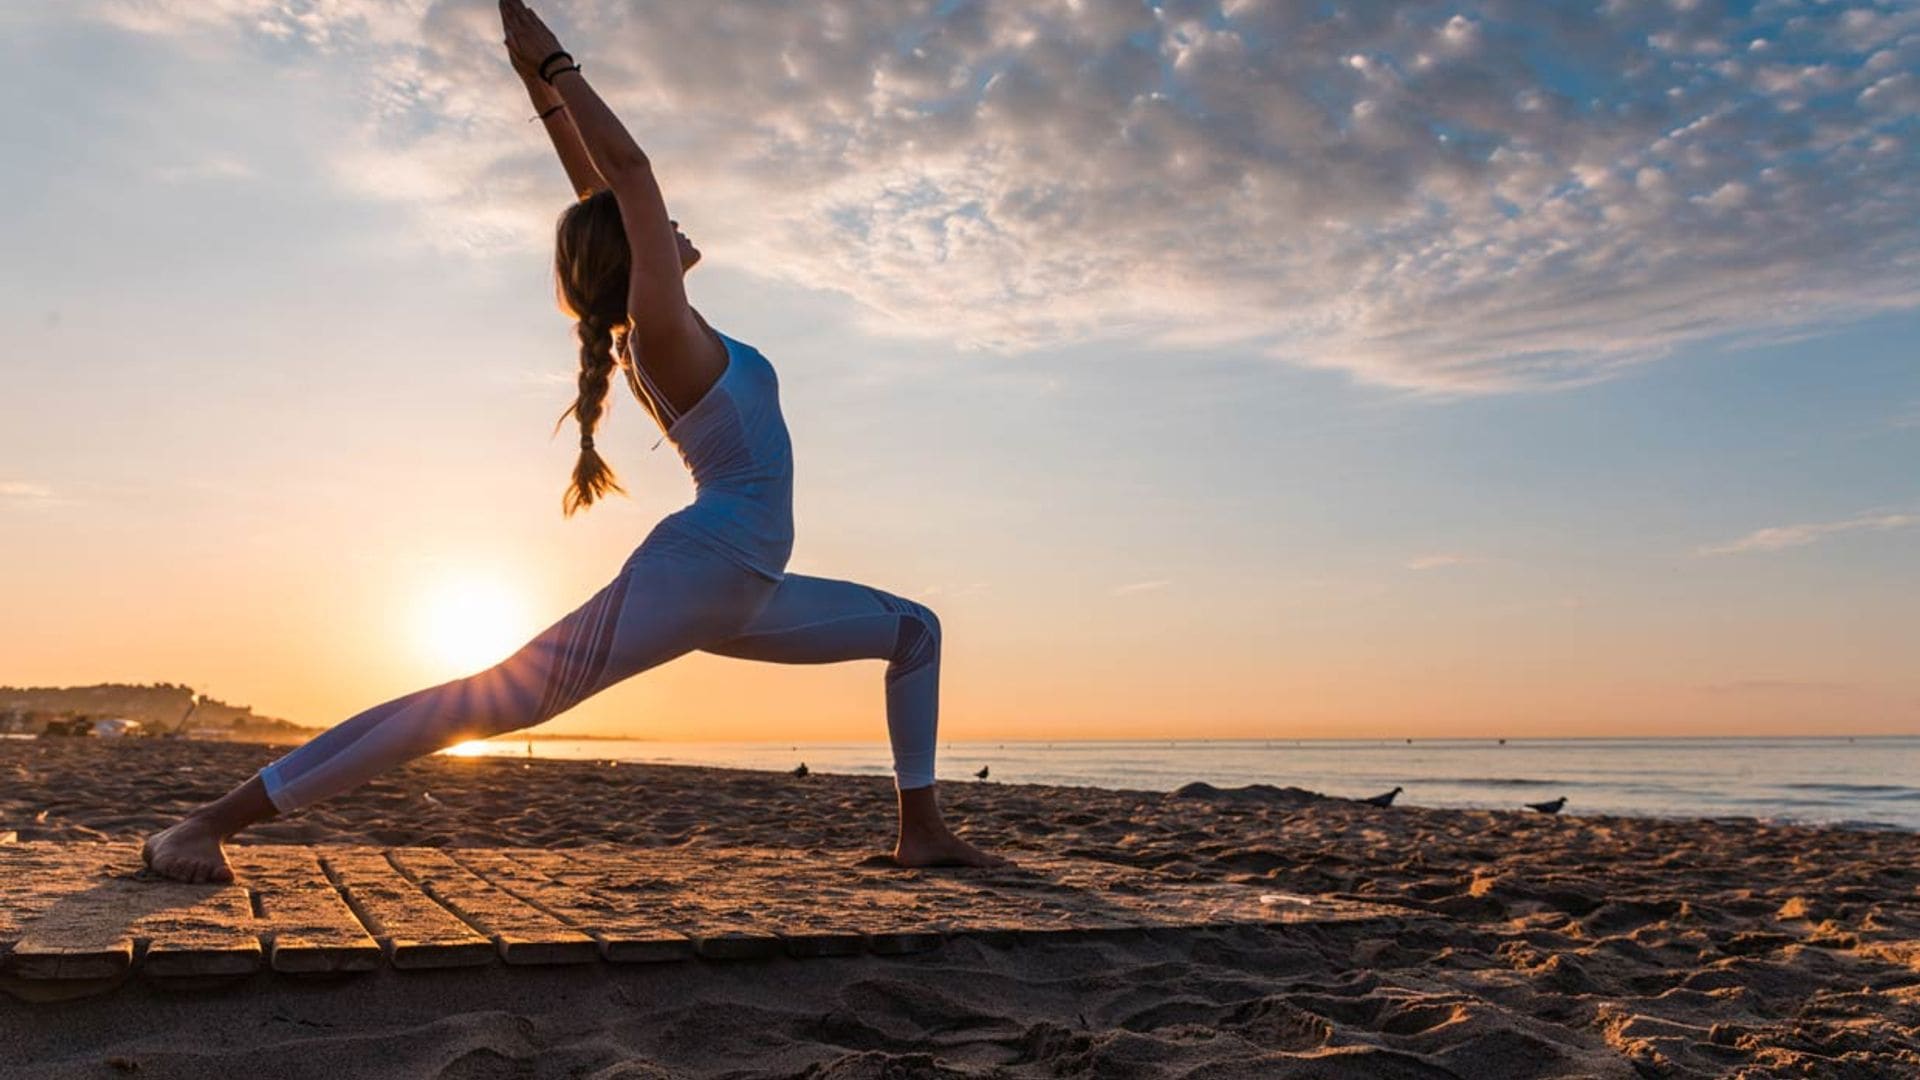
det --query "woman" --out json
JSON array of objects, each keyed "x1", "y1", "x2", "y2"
[{"x1": 141, "y1": 0, "x2": 1005, "y2": 883}]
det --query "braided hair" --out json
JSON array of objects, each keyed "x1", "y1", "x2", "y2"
[{"x1": 552, "y1": 190, "x2": 632, "y2": 517}]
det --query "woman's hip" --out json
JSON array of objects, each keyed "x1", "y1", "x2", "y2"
[{"x1": 635, "y1": 506, "x2": 790, "y2": 582}]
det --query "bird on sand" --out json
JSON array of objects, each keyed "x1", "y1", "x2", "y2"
[
  {"x1": 792, "y1": 763, "x2": 809, "y2": 778},
  {"x1": 975, "y1": 766, "x2": 990, "y2": 780},
  {"x1": 1526, "y1": 796, "x2": 1567, "y2": 814},
  {"x1": 1361, "y1": 786, "x2": 1402, "y2": 808}
]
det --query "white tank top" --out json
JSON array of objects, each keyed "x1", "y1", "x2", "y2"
[{"x1": 622, "y1": 323, "x2": 795, "y2": 583}]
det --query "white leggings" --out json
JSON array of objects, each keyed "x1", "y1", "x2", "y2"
[{"x1": 257, "y1": 519, "x2": 941, "y2": 813}]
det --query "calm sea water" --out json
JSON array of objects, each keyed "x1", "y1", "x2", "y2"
[{"x1": 445, "y1": 736, "x2": 1920, "y2": 831}]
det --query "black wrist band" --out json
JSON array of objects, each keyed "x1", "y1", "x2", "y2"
[
  {"x1": 541, "y1": 63, "x2": 582, "y2": 85},
  {"x1": 536, "y1": 50, "x2": 572, "y2": 79},
  {"x1": 531, "y1": 103, "x2": 565, "y2": 122}
]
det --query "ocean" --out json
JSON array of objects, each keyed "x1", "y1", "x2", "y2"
[{"x1": 443, "y1": 735, "x2": 1920, "y2": 831}]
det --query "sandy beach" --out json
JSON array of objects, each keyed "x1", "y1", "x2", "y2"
[{"x1": 3, "y1": 738, "x2": 1919, "y2": 1078}]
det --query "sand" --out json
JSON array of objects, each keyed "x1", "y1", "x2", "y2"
[{"x1": 3, "y1": 738, "x2": 1919, "y2": 1078}]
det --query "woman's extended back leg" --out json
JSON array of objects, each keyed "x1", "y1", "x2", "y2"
[{"x1": 255, "y1": 545, "x2": 774, "y2": 815}]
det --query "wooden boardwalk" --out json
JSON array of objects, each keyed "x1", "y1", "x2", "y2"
[{"x1": 0, "y1": 841, "x2": 1395, "y2": 995}]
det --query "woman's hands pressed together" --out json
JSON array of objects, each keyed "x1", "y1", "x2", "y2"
[
  {"x1": 500, "y1": 0, "x2": 570, "y2": 82},
  {"x1": 502, "y1": 0, "x2": 607, "y2": 198}
]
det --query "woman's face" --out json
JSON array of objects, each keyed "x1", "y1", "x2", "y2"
[{"x1": 672, "y1": 220, "x2": 700, "y2": 272}]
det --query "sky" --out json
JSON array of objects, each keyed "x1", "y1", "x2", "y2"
[{"x1": 2, "y1": 0, "x2": 1916, "y2": 743}]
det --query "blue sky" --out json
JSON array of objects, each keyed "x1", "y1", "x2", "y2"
[{"x1": 1, "y1": 1, "x2": 1915, "y2": 739}]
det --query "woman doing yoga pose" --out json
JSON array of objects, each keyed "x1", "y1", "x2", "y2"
[{"x1": 141, "y1": 0, "x2": 1007, "y2": 882}]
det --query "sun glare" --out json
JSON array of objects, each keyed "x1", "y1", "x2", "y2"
[
  {"x1": 441, "y1": 739, "x2": 497, "y2": 757},
  {"x1": 414, "y1": 572, "x2": 532, "y2": 675}
]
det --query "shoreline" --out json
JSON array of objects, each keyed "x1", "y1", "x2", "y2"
[{"x1": 7, "y1": 733, "x2": 1918, "y2": 834}]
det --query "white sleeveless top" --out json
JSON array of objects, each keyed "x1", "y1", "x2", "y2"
[{"x1": 623, "y1": 325, "x2": 795, "y2": 583}]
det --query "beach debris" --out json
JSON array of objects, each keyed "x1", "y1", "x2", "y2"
[
  {"x1": 1526, "y1": 796, "x2": 1568, "y2": 815},
  {"x1": 1170, "y1": 782, "x2": 1324, "y2": 805},
  {"x1": 975, "y1": 766, "x2": 990, "y2": 780},
  {"x1": 792, "y1": 763, "x2": 809, "y2": 778},
  {"x1": 1361, "y1": 786, "x2": 1403, "y2": 808}
]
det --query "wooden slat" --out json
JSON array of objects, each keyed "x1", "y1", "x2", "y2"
[
  {"x1": 229, "y1": 848, "x2": 380, "y2": 974},
  {"x1": 6, "y1": 843, "x2": 259, "y2": 980},
  {"x1": 953, "y1": 859, "x2": 1171, "y2": 938},
  {"x1": 388, "y1": 849, "x2": 598, "y2": 965},
  {"x1": 450, "y1": 850, "x2": 694, "y2": 963},
  {"x1": 319, "y1": 850, "x2": 494, "y2": 970},
  {"x1": 0, "y1": 844, "x2": 94, "y2": 951},
  {"x1": 139, "y1": 885, "x2": 262, "y2": 978},
  {"x1": 660, "y1": 851, "x2": 886, "y2": 958},
  {"x1": 2, "y1": 843, "x2": 137, "y2": 978},
  {"x1": 515, "y1": 848, "x2": 785, "y2": 961}
]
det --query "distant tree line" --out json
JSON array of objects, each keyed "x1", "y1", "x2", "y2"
[{"x1": 0, "y1": 682, "x2": 311, "y2": 734}]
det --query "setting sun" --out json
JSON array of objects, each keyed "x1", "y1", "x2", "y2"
[{"x1": 413, "y1": 572, "x2": 532, "y2": 675}]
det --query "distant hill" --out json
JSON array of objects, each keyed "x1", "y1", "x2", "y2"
[{"x1": 0, "y1": 682, "x2": 313, "y2": 736}]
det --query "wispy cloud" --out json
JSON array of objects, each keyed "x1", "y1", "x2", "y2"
[
  {"x1": 1405, "y1": 553, "x2": 1478, "y2": 571},
  {"x1": 150, "y1": 154, "x2": 256, "y2": 184},
  {"x1": 0, "y1": 481, "x2": 58, "y2": 508},
  {"x1": 1697, "y1": 512, "x2": 1918, "y2": 556},
  {"x1": 1111, "y1": 579, "x2": 1172, "y2": 596},
  {"x1": 78, "y1": 0, "x2": 1920, "y2": 392}
]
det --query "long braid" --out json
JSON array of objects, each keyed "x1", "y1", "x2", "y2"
[
  {"x1": 552, "y1": 188, "x2": 642, "y2": 518},
  {"x1": 557, "y1": 311, "x2": 625, "y2": 517}
]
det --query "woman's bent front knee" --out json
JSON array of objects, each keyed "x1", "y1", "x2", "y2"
[{"x1": 886, "y1": 598, "x2": 941, "y2": 685}]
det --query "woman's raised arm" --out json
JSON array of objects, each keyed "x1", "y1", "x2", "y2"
[
  {"x1": 508, "y1": 37, "x2": 604, "y2": 200},
  {"x1": 501, "y1": 1, "x2": 695, "y2": 344}
]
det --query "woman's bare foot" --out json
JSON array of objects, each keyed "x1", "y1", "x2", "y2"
[
  {"x1": 891, "y1": 783, "x2": 1011, "y2": 868},
  {"x1": 141, "y1": 817, "x2": 234, "y2": 884},
  {"x1": 893, "y1": 827, "x2": 1014, "y2": 868}
]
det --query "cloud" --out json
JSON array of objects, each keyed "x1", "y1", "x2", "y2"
[
  {"x1": 1405, "y1": 553, "x2": 1478, "y2": 571},
  {"x1": 81, "y1": 0, "x2": 1920, "y2": 392},
  {"x1": 150, "y1": 154, "x2": 256, "y2": 184},
  {"x1": 0, "y1": 481, "x2": 58, "y2": 508},
  {"x1": 1697, "y1": 512, "x2": 1917, "y2": 556},
  {"x1": 1111, "y1": 579, "x2": 1171, "y2": 596}
]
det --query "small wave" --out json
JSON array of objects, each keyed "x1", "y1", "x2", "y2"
[
  {"x1": 1780, "y1": 782, "x2": 1919, "y2": 795},
  {"x1": 1419, "y1": 777, "x2": 1570, "y2": 787},
  {"x1": 1761, "y1": 815, "x2": 1910, "y2": 833}
]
